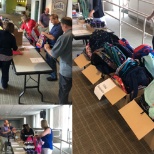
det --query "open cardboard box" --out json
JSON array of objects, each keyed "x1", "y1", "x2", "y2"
[
  {"x1": 94, "y1": 78, "x2": 144, "y2": 109},
  {"x1": 82, "y1": 64, "x2": 102, "y2": 84},
  {"x1": 74, "y1": 53, "x2": 91, "y2": 68},
  {"x1": 119, "y1": 97, "x2": 154, "y2": 150},
  {"x1": 14, "y1": 29, "x2": 23, "y2": 46}
]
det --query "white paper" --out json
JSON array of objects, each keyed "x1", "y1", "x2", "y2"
[
  {"x1": 94, "y1": 78, "x2": 116, "y2": 100},
  {"x1": 12, "y1": 145, "x2": 20, "y2": 147},
  {"x1": 30, "y1": 58, "x2": 45, "y2": 63},
  {"x1": 15, "y1": 148, "x2": 24, "y2": 150},
  {"x1": 72, "y1": 29, "x2": 92, "y2": 36}
]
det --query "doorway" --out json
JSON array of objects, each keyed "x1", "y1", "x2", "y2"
[
  {"x1": 34, "y1": 1, "x2": 39, "y2": 21},
  {"x1": 41, "y1": 0, "x2": 46, "y2": 14}
]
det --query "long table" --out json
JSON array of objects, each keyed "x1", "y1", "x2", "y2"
[
  {"x1": 12, "y1": 36, "x2": 52, "y2": 104},
  {"x1": 72, "y1": 20, "x2": 113, "y2": 44}
]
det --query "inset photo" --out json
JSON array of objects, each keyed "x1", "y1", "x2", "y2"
[{"x1": 0, "y1": 105, "x2": 72, "y2": 154}]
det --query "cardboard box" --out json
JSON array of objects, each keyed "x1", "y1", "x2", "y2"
[
  {"x1": 82, "y1": 64, "x2": 102, "y2": 84},
  {"x1": 74, "y1": 53, "x2": 91, "y2": 68},
  {"x1": 94, "y1": 78, "x2": 127, "y2": 107},
  {"x1": 14, "y1": 29, "x2": 23, "y2": 46},
  {"x1": 119, "y1": 98, "x2": 154, "y2": 150},
  {"x1": 94, "y1": 78, "x2": 145, "y2": 108}
]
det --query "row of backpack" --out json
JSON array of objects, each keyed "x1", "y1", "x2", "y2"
[{"x1": 83, "y1": 29, "x2": 154, "y2": 101}]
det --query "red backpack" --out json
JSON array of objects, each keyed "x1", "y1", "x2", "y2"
[{"x1": 133, "y1": 44, "x2": 153, "y2": 59}]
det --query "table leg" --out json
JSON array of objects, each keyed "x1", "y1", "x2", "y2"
[
  {"x1": 18, "y1": 75, "x2": 26, "y2": 104},
  {"x1": 18, "y1": 74, "x2": 44, "y2": 104},
  {"x1": 37, "y1": 74, "x2": 43, "y2": 102}
]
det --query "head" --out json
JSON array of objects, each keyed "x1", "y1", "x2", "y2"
[
  {"x1": 45, "y1": 8, "x2": 49, "y2": 14},
  {"x1": 21, "y1": 15, "x2": 29, "y2": 23},
  {"x1": 5, "y1": 22, "x2": 14, "y2": 33},
  {"x1": 41, "y1": 119, "x2": 48, "y2": 129},
  {"x1": 25, "y1": 124, "x2": 30, "y2": 130},
  {"x1": 23, "y1": 124, "x2": 26, "y2": 129},
  {"x1": 61, "y1": 17, "x2": 72, "y2": 32},
  {"x1": 50, "y1": 14, "x2": 59, "y2": 25},
  {"x1": 4, "y1": 120, "x2": 9, "y2": 126}
]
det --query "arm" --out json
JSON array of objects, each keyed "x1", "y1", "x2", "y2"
[
  {"x1": 38, "y1": 128, "x2": 51, "y2": 138},
  {"x1": 42, "y1": 32, "x2": 55, "y2": 40},
  {"x1": 147, "y1": 10, "x2": 154, "y2": 20}
]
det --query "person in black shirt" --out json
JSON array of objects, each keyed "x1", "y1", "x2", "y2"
[
  {"x1": 24, "y1": 124, "x2": 34, "y2": 141},
  {"x1": 89, "y1": 0, "x2": 106, "y2": 23},
  {"x1": 0, "y1": 22, "x2": 18, "y2": 89}
]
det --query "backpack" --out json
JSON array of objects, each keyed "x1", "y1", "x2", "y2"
[
  {"x1": 89, "y1": 30, "x2": 111, "y2": 52},
  {"x1": 144, "y1": 80, "x2": 154, "y2": 107},
  {"x1": 116, "y1": 58, "x2": 139, "y2": 77},
  {"x1": 111, "y1": 74, "x2": 127, "y2": 93},
  {"x1": 118, "y1": 38, "x2": 134, "y2": 52},
  {"x1": 133, "y1": 44, "x2": 153, "y2": 59},
  {"x1": 114, "y1": 43, "x2": 133, "y2": 58},
  {"x1": 89, "y1": 30, "x2": 119, "y2": 52},
  {"x1": 91, "y1": 53, "x2": 115, "y2": 75},
  {"x1": 142, "y1": 53, "x2": 154, "y2": 78},
  {"x1": 121, "y1": 66, "x2": 151, "y2": 100},
  {"x1": 104, "y1": 43, "x2": 126, "y2": 67}
]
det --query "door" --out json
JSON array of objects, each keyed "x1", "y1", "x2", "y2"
[
  {"x1": 41, "y1": 0, "x2": 46, "y2": 14},
  {"x1": 34, "y1": 1, "x2": 39, "y2": 21}
]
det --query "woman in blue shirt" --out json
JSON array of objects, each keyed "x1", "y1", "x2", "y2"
[{"x1": 39, "y1": 120, "x2": 53, "y2": 154}]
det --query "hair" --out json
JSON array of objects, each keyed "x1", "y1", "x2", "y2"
[
  {"x1": 41, "y1": 119, "x2": 48, "y2": 129},
  {"x1": 21, "y1": 15, "x2": 28, "y2": 21},
  {"x1": 61, "y1": 17, "x2": 72, "y2": 27},
  {"x1": 50, "y1": 14, "x2": 58, "y2": 20},
  {"x1": 5, "y1": 22, "x2": 14, "y2": 33}
]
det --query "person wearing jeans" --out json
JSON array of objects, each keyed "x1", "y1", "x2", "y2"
[
  {"x1": 42, "y1": 14, "x2": 63, "y2": 81},
  {"x1": 44, "y1": 17, "x2": 72, "y2": 104}
]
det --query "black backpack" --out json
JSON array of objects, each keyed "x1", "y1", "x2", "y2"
[
  {"x1": 89, "y1": 30, "x2": 119, "y2": 52},
  {"x1": 91, "y1": 53, "x2": 115, "y2": 75},
  {"x1": 121, "y1": 66, "x2": 151, "y2": 100}
]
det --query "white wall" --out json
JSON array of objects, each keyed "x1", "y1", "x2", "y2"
[
  {"x1": 67, "y1": 0, "x2": 72, "y2": 17},
  {"x1": 26, "y1": 115, "x2": 33, "y2": 128},
  {"x1": 31, "y1": 0, "x2": 71, "y2": 22},
  {"x1": 128, "y1": 0, "x2": 153, "y2": 21}
]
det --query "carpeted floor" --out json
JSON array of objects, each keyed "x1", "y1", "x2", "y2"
[{"x1": 73, "y1": 12, "x2": 154, "y2": 154}]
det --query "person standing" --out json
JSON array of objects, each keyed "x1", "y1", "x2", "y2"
[
  {"x1": 0, "y1": 120, "x2": 11, "y2": 152},
  {"x1": 44, "y1": 17, "x2": 72, "y2": 104},
  {"x1": 20, "y1": 15, "x2": 39, "y2": 45},
  {"x1": 89, "y1": 0, "x2": 106, "y2": 23},
  {"x1": 39, "y1": 8, "x2": 50, "y2": 33},
  {"x1": 147, "y1": 10, "x2": 154, "y2": 49},
  {"x1": 0, "y1": 22, "x2": 18, "y2": 89},
  {"x1": 37, "y1": 120, "x2": 53, "y2": 154},
  {"x1": 42, "y1": 14, "x2": 63, "y2": 81}
]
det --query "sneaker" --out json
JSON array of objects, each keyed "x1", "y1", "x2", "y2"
[{"x1": 46, "y1": 77, "x2": 57, "y2": 81}]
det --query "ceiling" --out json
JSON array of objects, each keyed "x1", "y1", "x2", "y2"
[{"x1": 0, "y1": 105, "x2": 59, "y2": 119}]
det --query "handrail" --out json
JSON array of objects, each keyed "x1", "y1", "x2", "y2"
[
  {"x1": 103, "y1": 0, "x2": 152, "y2": 44},
  {"x1": 53, "y1": 137, "x2": 72, "y2": 154}
]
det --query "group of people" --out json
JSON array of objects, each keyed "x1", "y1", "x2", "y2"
[
  {"x1": 0, "y1": 119, "x2": 53, "y2": 154},
  {"x1": 0, "y1": 7, "x2": 72, "y2": 104}
]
